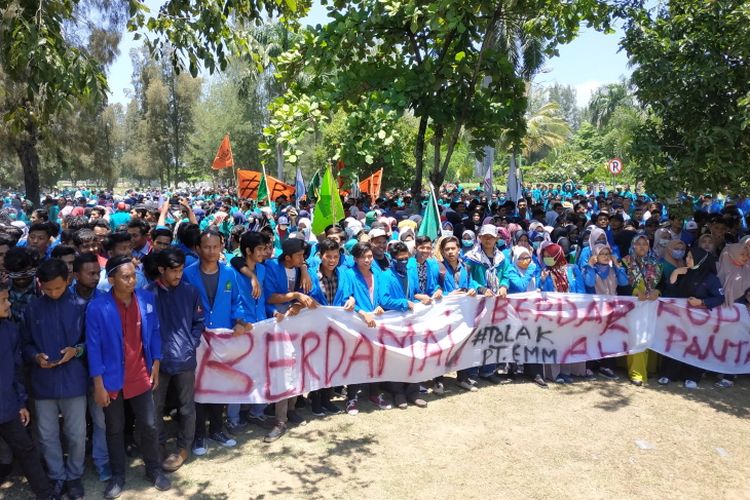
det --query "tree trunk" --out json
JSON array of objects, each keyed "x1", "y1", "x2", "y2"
[
  {"x1": 15, "y1": 122, "x2": 41, "y2": 209},
  {"x1": 429, "y1": 125, "x2": 444, "y2": 187},
  {"x1": 276, "y1": 143, "x2": 284, "y2": 181},
  {"x1": 410, "y1": 115, "x2": 429, "y2": 199}
]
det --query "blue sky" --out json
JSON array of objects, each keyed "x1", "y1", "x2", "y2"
[{"x1": 107, "y1": 2, "x2": 631, "y2": 108}]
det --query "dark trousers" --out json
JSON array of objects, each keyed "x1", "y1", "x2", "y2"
[
  {"x1": 386, "y1": 382, "x2": 419, "y2": 399},
  {"x1": 523, "y1": 363, "x2": 544, "y2": 378},
  {"x1": 103, "y1": 389, "x2": 161, "y2": 478},
  {"x1": 586, "y1": 357, "x2": 616, "y2": 371},
  {"x1": 194, "y1": 403, "x2": 224, "y2": 439},
  {"x1": 309, "y1": 388, "x2": 333, "y2": 409},
  {"x1": 661, "y1": 356, "x2": 703, "y2": 382},
  {"x1": 0, "y1": 417, "x2": 51, "y2": 499},
  {"x1": 154, "y1": 370, "x2": 196, "y2": 451}
]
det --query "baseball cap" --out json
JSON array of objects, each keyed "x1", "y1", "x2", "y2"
[
  {"x1": 686, "y1": 221, "x2": 698, "y2": 230},
  {"x1": 277, "y1": 216, "x2": 290, "y2": 226},
  {"x1": 478, "y1": 224, "x2": 498, "y2": 237},
  {"x1": 369, "y1": 228, "x2": 388, "y2": 239}
]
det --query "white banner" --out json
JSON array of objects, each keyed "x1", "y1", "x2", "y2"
[{"x1": 194, "y1": 293, "x2": 750, "y2": 404}]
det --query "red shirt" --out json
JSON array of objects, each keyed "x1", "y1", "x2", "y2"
[{"x1": 112, "y1": 293, "x2": 152, "y2": 400}]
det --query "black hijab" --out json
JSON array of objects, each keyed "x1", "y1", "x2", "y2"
[{"x1": 675, "y1": 247, "x2": 718, "y2": 298}]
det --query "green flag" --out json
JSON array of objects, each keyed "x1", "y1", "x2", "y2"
[
  {"x1": 257, "y1": 168, "x2": 270, "y2": 202},
  {"x1": 417, "y1": 183, "x2": 441, "y2": 241},
  {"x1": 312, "y1": 166, "x2": 345, "y2": 235},
  {"x1": 307, "y1": 169, "x2": 321, "y2": 201}
]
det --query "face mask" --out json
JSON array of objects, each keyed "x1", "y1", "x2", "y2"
[
  {"x1": 517, "y1": 259, "x2": 531, "y2": 270},
  {"x1": 462, "y1": 240, "x2": 474, "y2": 248},
  {"x1": 595, "y1": 263, "x2": 611, "y2": 272},
  {"x1": 532, "y1": 241, "x2": 541, "y2": 250},
  {"x1": 391, "y1": 258, "x2": 408, "y2": 275},
  {"x1": 442, "y1": 230, "x2": 453, "y2": 238},
  {"x1": 543, "y1": 257, "x2": 557, "y2": 267},
  {"x1": 671, "y1": 249, "x2": 685, "y2": 259},
  {"x1": 405, "y1": 241, "x2": 415, "y2": 254}
]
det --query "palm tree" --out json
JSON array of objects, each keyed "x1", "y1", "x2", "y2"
[
  {"x1": 492, "y1": 18, "x2": 547, "y2": 200},
  {"x1": 587, "y1": 82, "x2": 634, "y2": 129},
  {"x1": 522, "y1": 102, "x2": 571, "y2": 161}
]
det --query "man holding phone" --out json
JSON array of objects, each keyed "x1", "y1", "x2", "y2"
[{"x1": 22, "y1": 259, "x2": 89, "y2": 499}]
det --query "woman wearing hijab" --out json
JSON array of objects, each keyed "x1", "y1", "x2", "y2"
[
  {"x1": 460, "y1": 230, "x2": 476, "y2": 258},
  {"x1": 497, "y1": 227, "x2": 512, "y2": 259},
  {"x1": 717, "y1": 241, "x2": 750, "y2": 307},
  {"x1": 621, "y1": 234, "x2": 662, "y2": 385},
  {"x1": 582, "y1": 244, "x2": 629, "y2": 379},
  {"x1": 660, "y1": 239, "x2": 687, "y2": 293},
  {"x1": 658, "y1": 247, "x2": 724, "y2": 388},
  {"x1": 507, "y1": 246, "x2": 546, "y2": 387},
  {"x1": 652, "y1": 227, "x2": 673, "y2": 259},
  {"x1": 577, "y1": 226, "x2": 621, "y2": 267},
  {"x1": 539, "y1": 243, "x2": 585, "y2": 383}
]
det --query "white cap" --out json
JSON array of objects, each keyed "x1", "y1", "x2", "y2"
[
  {"x1": 369, "y1": 228, "x2": 388, "y2": 239},
  {"x1": 478, "y1": 224, "x2": 498, "y2": 237}
]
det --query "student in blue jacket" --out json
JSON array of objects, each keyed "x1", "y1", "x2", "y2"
[
  {"x1": 580, "y1": 244, "x2": 627, "y2": 380},
  {"x1": 407, "y1": 235, "x2": 443, "y2": 302},
  {"x1": 0, "y1": 286, "x2": 54, "y2": 500},
  {"x1": 70, "y1": 252, "x2": 111, "y2": 482},
  {"x1": 507, "y1": 246, "x2": 547, "y2": 388},
  {"x1": 350, "y1": 242, "x2": 424, "y2": 412},
  {"x1": 307, "y1": 238, "x2": 355, "y2": 418},
  {"x1": 182, "y1": 229, "x2": 248, "y2": 455},
  {"x1": 263, "y1": 238, "x2": 318, "y2": 442},
  {"x1": 437, "y1": 236, "x2": 478, "y2": 294},
  {"x1": 147, "y1": 248, "x2": 204, "y2": 473},
  {"x1": 463, "y1": 224, "x2": 511, "y2": 385},
  {"x1": 86, "y1": 255, "x2": 170, "y2": 498},
  {"x1": 22, "y1": 259, "x2": 88, "y2": 499},
  {"x1": 227, "y1": 231, "x2": 280, "y2": 433},
  {"x1": 539, "y1": 243, "x2": 585, "y2": 384}
]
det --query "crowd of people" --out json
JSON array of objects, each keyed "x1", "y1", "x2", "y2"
[{"x1": 0, "y1": 181, "x2": 749, "y2": 500}]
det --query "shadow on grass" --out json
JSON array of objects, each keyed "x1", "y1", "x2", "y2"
[{"x1": 256, "y1": 424, "x2": 377, "y2": 498}]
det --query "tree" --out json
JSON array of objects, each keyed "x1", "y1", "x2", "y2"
[
  {"x1": 262, "y1": 0, "x2": 613, "y2": 198},
  {"x1": 547, "y1": 83, "x2": 581, "y2": 130},
  {"x1": 586, "y1": 82, "x2": 633, "y2": 129},
  {"x1": 1, "y1": 0, "x2": 308, "y2": 205},
  {"x1": 521, "y1": 102, "x2": 571, "y2": 162},
  {"x1": 621, "y1": 0, "x2": 750, "y2": 196}
]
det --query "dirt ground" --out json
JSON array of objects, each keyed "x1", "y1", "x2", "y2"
[{"x1": 2, "y1": 373, "x2": 750, "y2": 500}]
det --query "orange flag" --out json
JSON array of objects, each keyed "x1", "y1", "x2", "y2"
[
  {"x1": 359, "y1": 168, "x2": 383, "y2": 201},
  {"x1": 212, "y1": 135, "x2": 234, "y2": 170},
  {"x1": 237, "y1": 170, "x2": 295, "y2": 201}
]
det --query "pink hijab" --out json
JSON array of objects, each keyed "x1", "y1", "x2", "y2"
[{"x1": 718, "y1": 242, "x2": 750, "y2": 305}]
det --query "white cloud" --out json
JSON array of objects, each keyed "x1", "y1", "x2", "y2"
[{"x1": 574, "y1": 80, "x2": 606, "y2": 108}]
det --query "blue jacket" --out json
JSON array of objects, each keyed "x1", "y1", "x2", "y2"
[
  {"x1": 85, "y1": 290, "x2": 162, "y2": 393},
  {"x1": 582, "y1": 264, "x2": 629, "y2": 294},
  {"x1": 309, "y1": 266, "x2": 355, "y2": 306},
  {"x1": 22, "y1": 290, "x2": 89, "y2": 399},
  {"x1": 232, "y1": 261, "x2": 270, "y2": 323},
  {"x1": 507, "y1": 263, "x2": 541, "y2": 294},
  {"x1": 438, "y1": 259, "x2": 477, "y2": 293},
  {"x1": 0, "y1": 320, "x2": 26, "y2": 424},
  {"x1": 175, "y1": 242, "x2": 200, "y2": 268},
  {"x1": 263, "y1": 258, "x2": 303, "y2": 316},
  {"x1": 406, "y1": 257, "x2": 441, "y2": 299},
  {"x1": 540, "y1": 265, "x2": 586, "y2": 293},
  {"x1": 145, "y1": 280, "x2": 205, "y2": 374},
  {"x1": 183, "y1": 262, "x2": 244, "y2": 329},
  {"x1": 352, "y1": 266, "x2": 409, "y2": 312}
]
